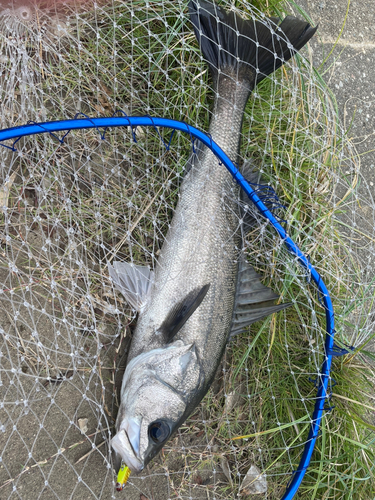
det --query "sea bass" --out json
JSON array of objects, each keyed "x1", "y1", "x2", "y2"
[{"x1": 109, "y1": 0, "x2": 316, "y2": 474}]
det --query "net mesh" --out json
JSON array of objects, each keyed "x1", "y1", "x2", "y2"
[{"x1": 0, "y1": 1, "x2": 374, "y2": 499}]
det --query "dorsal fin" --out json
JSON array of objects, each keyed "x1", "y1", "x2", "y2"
[{"x1": 230, "y1": 257, "x2": 291, "y2": 339}]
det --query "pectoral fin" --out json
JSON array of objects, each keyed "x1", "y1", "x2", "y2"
[
  {"x1": 108, "y1": 261, "x2": 154, "y2": 312},
  {"x1": 230, "y1": 257, "x2": 291, "y2": 339},
  {"x1": 158, "y1": 284, "x2": 210, "y2": 343}
]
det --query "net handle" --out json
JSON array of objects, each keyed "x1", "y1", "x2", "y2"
[{"x1": 0, "y1": 116, "x2": 335, "y2": 500}]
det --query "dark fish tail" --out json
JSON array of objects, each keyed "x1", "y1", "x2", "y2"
[{"x1": 188, "y1": 0, "x2": 317, "y2": 89}]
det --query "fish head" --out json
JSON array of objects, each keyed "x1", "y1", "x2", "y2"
[{"x1": 111, "y1": 340, "x2": 203, "y2": 473}]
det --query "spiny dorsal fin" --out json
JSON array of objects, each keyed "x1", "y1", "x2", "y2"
[
  {"x1": 229, "y1": 257, "x2": 291, "y2": 339},
  {"x1": 108, "y1": 261, "x2": 154, "y2": 312},
  {"x1": 239, "y1": 161, "x2": 264, "y2": 233},
  {"x1": 239, "y1": 161, "x2": 285, "y2": 236},
  {"x1": 158, "y1": 284, "x2": 210, "y2": 344}
]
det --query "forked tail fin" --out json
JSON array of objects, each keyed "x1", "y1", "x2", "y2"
[{"x1": 188, "y1": 0, "x2": 317, "y2": 88}]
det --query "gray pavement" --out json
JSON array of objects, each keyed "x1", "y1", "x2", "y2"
[
  {"x1": 297, "y1": 0, "x2": 375, "y2": 188},
  {"x1": 294, "y1": 1, "x2": 375, "y2": 365}
]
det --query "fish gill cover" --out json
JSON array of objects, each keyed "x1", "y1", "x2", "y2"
[{"x1": 0, "y1": 1, "x2": 374, "y2": 500}]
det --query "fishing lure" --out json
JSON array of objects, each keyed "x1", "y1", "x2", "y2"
[{"x1": 116, "y1": 462, "x2": 131, "y2": 492}]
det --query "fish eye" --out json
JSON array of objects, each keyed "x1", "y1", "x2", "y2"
[{"x1": 148, "y1": 421, "x2": 170, "y2": 444}]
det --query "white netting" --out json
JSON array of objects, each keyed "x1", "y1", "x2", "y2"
[{"x1": 0, "y1": 1, "x2": 374, "y2": 499}]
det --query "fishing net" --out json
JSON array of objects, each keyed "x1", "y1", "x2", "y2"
[{"x1": 0, "y1": 1, "x2": 374, "y2": 499}]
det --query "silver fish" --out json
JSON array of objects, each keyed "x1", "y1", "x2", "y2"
[{"x1": 109, "y1": 0, "x2": 316, "y2": 474}]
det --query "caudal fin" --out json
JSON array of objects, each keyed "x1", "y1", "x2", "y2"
[{"x1": 188, "y1": 0, "x2": 317, "y2": 88}]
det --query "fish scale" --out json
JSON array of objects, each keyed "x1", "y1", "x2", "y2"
[
  {"x1": 128, "y1": 74, "x2": 250, "y2": 374},
  {"x1": 109, "y1": 0, "x2": 316, "y2": 476}
]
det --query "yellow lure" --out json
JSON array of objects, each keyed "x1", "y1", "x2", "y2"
[{"x1": 116, "y1": 462, "x2": 131, "y2": 491}]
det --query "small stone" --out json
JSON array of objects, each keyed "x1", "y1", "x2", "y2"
[
  {"x1": 78, "y1": 418, "x2": 88, "y2": 434},
  {"x1": 239, "y1": 464, "x2": 267, "y2": 496},
  {"x1": 220, "y1": 455, "x2": 233, "y2": 486},
  {"x1": 224, "y1": 390, "x2": 241, "y2": 413}
]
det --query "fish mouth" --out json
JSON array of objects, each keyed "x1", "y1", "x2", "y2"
[{"x1": 111, "y1": 427, "x2": 144, "y2": 474}]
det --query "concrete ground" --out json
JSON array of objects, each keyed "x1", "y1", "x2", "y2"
[
  {"x1": 296, "y1": 0, "x2": 375, "y2": 362},
  {"x1": 297, "y1": 0, "x2": 374, "y2": 190}
]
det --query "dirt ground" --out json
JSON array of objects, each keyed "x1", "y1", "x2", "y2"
[{"x1": 1, "y1": 1, "x2": 374, "y2": 499}]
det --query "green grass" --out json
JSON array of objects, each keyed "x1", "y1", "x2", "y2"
[{"x1": 2, "y1": 0, "x2": 375, "y2": 498}]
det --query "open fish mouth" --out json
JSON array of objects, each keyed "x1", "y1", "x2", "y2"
[{"x1": 111, "y1": 425, "x2": 144, "y2": 473}]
